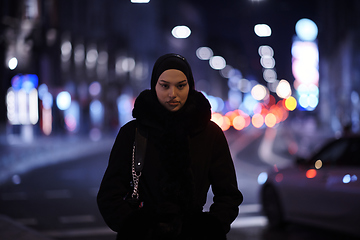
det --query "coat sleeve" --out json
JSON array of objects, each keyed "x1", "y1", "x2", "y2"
[
  {"x1": 208, "y1": 122, "x2": 243, "y2": 233},
  {"x1": 97, "y1": 121, "x2": 136, "y2": 232}
]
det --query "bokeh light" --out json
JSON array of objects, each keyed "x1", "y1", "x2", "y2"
[
  {"x1": 306, "y1": 169, "x2": 317, "y2": 178},
  {"x1": 257, "y1": 172, "x2": 268, "y2": 185},
  {"x1": 56, "y1": 91, "x2": 71, "y2": 111},
  {"x1": 171, "y1": 25, "x2": 191, "y2": 38},
  {"x1": 251, "y1": 84, "x2": 268, "y2": 101},
  {"x1": 220, "y1": 65, "x2": 234, "y2": 78},
  {"x1": 74, "y1": 44, "x2": 85, "y2": 65},
  {"x1": 291, "y1": 41, "x2": 319, "y2": 66},
  {"x1": 275, "y1": 173, "x2": 283, "y2": 183},
  {"x1": 293, "y1": 22, "x2": 319, "y2": 111},
  {"x1": 209, "y1": 56, "x2": 226, "y2": 70},
  {"x1": 263, "y1": 69, "x2": 277, "y2": 83},
  {"x1": 228, "y1": 90, "x2": 242, "y2": 109},
  {"x1": 254, "y1": 24, "x2": 272, "y2": 37},
  {"x1": 211, "y1": 112, "x2": 223, "y2": 126},
  {"x1": 86, "y1": 47, "x2": 98, "y2": 69},
  {"x1": 29, "y1": 89, "x2": 39, "y2": 125},
  {"x1": 260, "y1": 56, "x2": 275, "y2": 69},
  {"x1": 8, "y1": 57, "x2": 18, "y2": 70},
  {"x1": 211, "y1": 113, "x2": 231, "y2": 131},
  {"x1": 61, "y1": 41, "x2": 72, "y2": 62},
  {"x1": 276, "y1": 79, "x2": 292, "y2": 99},
  {"x1": 90, "y1": 99, "x2": 104, "y2": 127},
  {"x1": 315, "y1": 160, "x2": 322, "y2": 169},
  {"x1": 233, "y1": 115, "x2": 246, "y2": 130},
  {"x1": 89, "y1": 81, "x2": 101, "y2": 97},
  {"x1": 238, "y1": 78, "x2": 252, "y2": 93},
  {"x1": 196, "y1": 47, "x2": 213, "y2": 60},
  {"x1": 285, "y1": 96, "x2": 297, "y2": 111},
  {"x1": 221, "y1": 116, "x2": 231, "y2": 131},
  {"x1": 252, "y1": 113, "x2": 264, "y2": 128},
  {"x1": 6, "y1": 89, "x2": 16, "y2": 124},
  {"x1": 258, "y1": 45, "x2": 274, "y2": 57},
  {"x1": 295, "y1": 18, "x2": 318, "y2": 42},
  {"x1": 265, "y1": 113, "x2": 277, "y2": 128},
  {"x1": 117, "y1": 94, "x2": 134, "y2": 127},
  {"x1": 343, "y1": 174, "x2": 351, "y2": 184}
]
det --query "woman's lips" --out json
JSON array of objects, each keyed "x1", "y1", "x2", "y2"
[{"x1": 167, "y1": 101, "x2": 180, "y2": 106}]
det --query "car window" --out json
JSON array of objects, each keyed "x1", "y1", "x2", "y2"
[
  {"x1": 310, "y1": 139, "x2": 348, "y2": 166},
  {"x1": 338, "y1": 138, "x2": 360, "y2": 166}
]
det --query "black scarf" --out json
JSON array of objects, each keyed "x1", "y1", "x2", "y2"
[
  {"x1": 132, "y1": 89, "x2": 211, "y2": 213},
  {"x1": 132, "y1": 89, "x2": 211, "y2": 136}
]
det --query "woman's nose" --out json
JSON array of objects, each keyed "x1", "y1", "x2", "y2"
[{"x1": 169, "y1": 87, "x2": 176, "y2": 97}]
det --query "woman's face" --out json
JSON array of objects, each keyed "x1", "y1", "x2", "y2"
[{"x1": 155, "y1": 69, "x2": 189, "y2": 112}]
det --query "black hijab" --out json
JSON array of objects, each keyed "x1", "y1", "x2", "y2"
[
  {"x1": 150, "y1": 53, "x2": 195, "y2": 92},
  {"x1": 133, "y1": 53, "x2": 211, "y2": 135}
]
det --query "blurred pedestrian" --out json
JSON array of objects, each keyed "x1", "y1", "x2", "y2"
[{"x1": 97, "y1": 53, "x2": 243, "y2": 240}]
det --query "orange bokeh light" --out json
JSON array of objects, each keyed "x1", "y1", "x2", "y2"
[
  {"x1": 265, "y1": 113, "x2": 277, "y2": 128},
  {"x1": 306, "y1": 169, "x2": 317, "y2": 178},
  {"x1": 211, "y1": 113, "x2": 231, "y2": 131},
  {"x1": 221, "y1": 116, "x2": 231, "y2": 131},
  {"x1": 252, "y1": 113, "x2": 264, "y2": 128},
  {"x1": 211, "y1": 112, "x2": 223, "y2": 126},
  {"x1": 233, "y1": 115, "x2": 246, "y2": 130}
]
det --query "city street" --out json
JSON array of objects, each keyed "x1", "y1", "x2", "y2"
[
  {"x1": 1, "y1": 1, "x2": 360, "y2": 239},
  {"x1": 0, "y1": 125, "x2": 358, "y2": 240}
]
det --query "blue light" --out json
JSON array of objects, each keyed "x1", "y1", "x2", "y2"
[
  {"x1": 38, "y1": 84, "x2": 49, "y2": 100},
  {"x1": 56, "y1": 91, "x2": 71, "y2": 110},
  {"x1": 257, "y1": 172, "x2": 268, "y2": 185},
  {"x1": 351, "y1": 175, "x2": 358, "y2": 182},
  {"x1": 90, "y1": 100, "x2": 104, "y2": 127},
  {"x1": 241, "y1": 93, "x2": 259, "y2": 116},
  {"x1": 117, "y1": 94, "x2": 134, "y2": 126},
  {"x1": 42, "y1": 92, "x2": 53, "y2": 109},
  {"x1": 295, "y1": 18, "x2": 318, "y2": 41},
  {"x1": 343, "y1": 174, "x2": 351, "y2": 184},
  {"x1": 25, "y1": 74, "x2": 39, "y2": 88},
  {"x1": 11, "y1": 74, "x2": 39, "y2": 92}
]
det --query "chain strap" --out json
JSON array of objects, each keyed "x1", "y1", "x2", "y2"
[{"x1": 131, "y1": 143, "x2": 141, "y2": 199}]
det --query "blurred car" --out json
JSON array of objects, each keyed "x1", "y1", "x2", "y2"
[{"x1": 260, "y1": 135, "x2": 360, "y2": 237}]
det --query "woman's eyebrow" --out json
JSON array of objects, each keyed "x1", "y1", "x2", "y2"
[
  {"x1": 158, "y1": 80, "x2": 187, "y2": 84},
  {"x1": 158, "y1": 80, "x2": 169, "y2": 83}
]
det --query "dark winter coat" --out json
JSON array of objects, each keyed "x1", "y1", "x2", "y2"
[{"x1": 97, "y1": 89, "x2": 243, "y2": 240}]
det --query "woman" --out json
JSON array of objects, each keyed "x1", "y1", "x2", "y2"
[{"x1": 97, "y1": 53, "x2": 243, "y2": 239}]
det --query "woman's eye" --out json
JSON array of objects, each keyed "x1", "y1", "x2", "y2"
[
  {"x1": 177, "y1": 84, "x2": 186, "y2": 89},
  {"x1": 161, "y1": 84, "x2": 169, "y2": 89}
]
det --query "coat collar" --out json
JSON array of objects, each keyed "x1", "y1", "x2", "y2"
[{"x1": 132, "y1": 89, "x2": 211, "y2": 135}]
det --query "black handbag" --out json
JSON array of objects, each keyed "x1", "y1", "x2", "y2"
[{"x1": 127, "y1": 128, "x2": 147, "y2": 209}]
